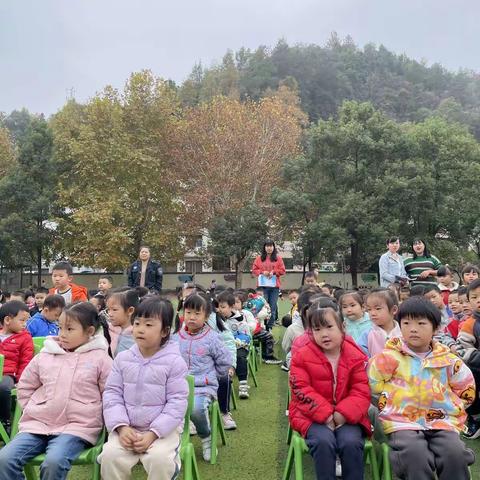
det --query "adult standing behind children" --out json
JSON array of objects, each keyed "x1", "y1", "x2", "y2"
[
  {"x1": 128, "y1": 246, "x2": 163, "y2": 293},
  {"x1": 379, "y1": 237, "x2": 408, "y2": 288},
  {"x1": 49, "y1": 261, "x2": 88, "y2": 305},
  {"x1": 251, "y1": 239, "x2": 286, "y2": 330},
  {"x1": 404, "y1": 238, "x2": 442, "y2": 287}
]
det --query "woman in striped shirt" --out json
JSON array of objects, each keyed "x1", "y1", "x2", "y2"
[{"x1": 404, "y1": 238, "x2": 442, "y2": 287}]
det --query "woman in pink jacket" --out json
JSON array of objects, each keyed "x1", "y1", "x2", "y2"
[
  {"x1": 251, "y1": 239, "x2": 286, "y2": 330},
  {"x1": 100, "y1": 296, "x2": 188, "y2": 480},
  {"x1": 0, "y1": 302, "x2": 112, "y2": 480}
]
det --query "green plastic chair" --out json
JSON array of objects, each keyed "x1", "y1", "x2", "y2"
[
  {"x1": 378, "y1": 442, "x2": 472, "y2": 480},
  {"x1": 182, "y1": 376, "x2": 201, "y2": 480},
  {"x1": 247, "y1": 347, "x2": 259, "y2": 387},
  {"x1": 9, "y1": 401, "x2": 105, "y2": 480},
  {"x1": 32, "y1": 336, "x2": 46, "y2": 355},
  {"x1": 282, "y1": 430, "x2": 380, "y2": 480},
  {"x1": 208, "y1": 399, "x2": 227, "y2": 464},
  {"x1": 230, "y1": 381, "x2": 238, "y2": 410},
  {"x1": 0, "y1": 354, "x2": 10, "y2": 444}
]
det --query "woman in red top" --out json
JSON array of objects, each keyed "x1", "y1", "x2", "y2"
[
  {"x1": 251, "y1": 240, "x2": 286, "y2": 330},
  {"x1": 289, "y1": 298, "x2": 371, "y2": 480}
]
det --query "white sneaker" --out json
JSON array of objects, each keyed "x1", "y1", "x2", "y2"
[
  {"x1": 222, "y1": 412, "x2": 237, "y2": 430},
  {"x1": 336, "y1": 458, "x2": 342, "y2": 477},
  {"x1": 239, "y1": 381, "x2": 250, "y2": 399},
  {"x1": 189, "y1": 420, "x2": 197, "y2": 435},
  {"x1": 201, "y1": 436, "x2": 216, "y2": 462}
]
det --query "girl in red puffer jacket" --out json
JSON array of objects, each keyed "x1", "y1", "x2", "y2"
[{"x1": 289, "y1": 298, "x2": 371, "y2": 480}]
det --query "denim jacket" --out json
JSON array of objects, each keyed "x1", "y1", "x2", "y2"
[{"x1": 379, "y1": 251, "x2": 407, "y2": 288}]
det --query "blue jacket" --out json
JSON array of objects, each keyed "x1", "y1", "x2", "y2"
[
  {"x1": 26, "y1": 313, "x2": 59, "y2": 337},
  {"x1": 173, "y1": 325, "x2": 231, "y2": 397},
  {"x1": 379, "y1": 251, "x2": 407, "y2": 288}
]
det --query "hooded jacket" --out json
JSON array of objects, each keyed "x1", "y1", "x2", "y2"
[
  {"x1": 343, "y1": 313, "x2": 372, "y2": 344},
  {"x1": 26, "y1": 312, "x2": 59, "y2": 337},
  {"x1": 17, "y1": 334, "x2": 112, "y2": 444},
  {"x1": 0, "y1": 329, "x2": 34, "y2": 381},
  {"x1": 207, "y1": 313, "x2": 237, "y2": 369},
  {"x1": 289, "y1": 333, "x2": 371, "y2": 438},
  {"x1": 368, "y1": 337, "x2": 474, "y2": 435},
  {"x1": 251, "y1": 255, "x2": 286, "y2": 288},
  {"x1": 103, "y1": 341, "x2": 188, "y2": 439},
  {"x1": 358, "y1": 322, "x2": 402, "y2": 358},
  {"x1": 174, "y1": 325, "x2": 231, "y2": 397}
]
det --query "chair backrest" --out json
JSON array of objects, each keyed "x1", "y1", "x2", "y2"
[
  {"x1": 33, "y1": 336, "x2": 46, "y2": 355},
  {"x1": 181, "y1": 375, "x2": 194, "y2": 446},
  {"x1": 0, "y1": 354, "x2": 3, "y2": 380}
]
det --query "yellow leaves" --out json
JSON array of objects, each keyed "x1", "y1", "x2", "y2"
[{"x1": 0, "y1": 126, "x2": 16, "y2": 177}]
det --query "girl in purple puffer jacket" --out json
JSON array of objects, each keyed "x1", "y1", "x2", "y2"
[{"x1": 100, "y1": 297, "x2": 188, "y2": 480}]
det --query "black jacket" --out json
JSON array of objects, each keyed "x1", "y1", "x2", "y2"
[{"x1": 127, "y1": 259, "x2": 163, "y2": 292}]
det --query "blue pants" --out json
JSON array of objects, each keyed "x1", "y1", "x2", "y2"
[
  {"x1": 190, "y1": 394, "x2": 212, "y2": 439},
  {"x1": 0, "y1": 432, "x2": 87, "y2": 480},
  {"x1": 263, "y1": 287, "x2": 279, "y2": 330},
  {"x1": 305, "y1": 423, "x2": 364, "y2": 480}
]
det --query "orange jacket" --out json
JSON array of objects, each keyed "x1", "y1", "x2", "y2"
[{"x1": 49, "y1": 283, "x2": 88, "y2": 303}]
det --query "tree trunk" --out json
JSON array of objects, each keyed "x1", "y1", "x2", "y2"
[
  {"x1": 350, "y1": 239, "x2": 359, "y2": 288},
  {"x1": 235, "y1": 256, "x2": 248, "y2": 289},
  {"x1": 36, "y1": 220, "x2": 42, "y2": 288}
]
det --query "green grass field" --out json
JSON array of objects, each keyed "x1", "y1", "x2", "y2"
[{"x1": 35, "y1": 300, "x2": 480, "y2": 479}]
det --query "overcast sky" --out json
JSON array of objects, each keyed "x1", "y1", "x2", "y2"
[{"x1": 1, "y1": 0, "x2": 478, "y2": 116}]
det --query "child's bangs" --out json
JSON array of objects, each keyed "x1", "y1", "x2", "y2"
[
  {"x1": 134, "y1": 297, "x2": 174, "y2": 329},
  {"x1": 307, "y1": 307, "x2": 343, "y2": 331},
  {"x1": 183, "y1": 294, "x2": 207, "y2": 312}
]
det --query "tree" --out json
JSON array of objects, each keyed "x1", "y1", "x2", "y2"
[
  {"x1": 177, "y1": 89, "x2": 306, "y2": 233},
  {"x1": 210, "y1": 203, "x2": 268, "y2": 288},
  {"x1": 51, "y1": 71, "x2": 186, "y2": 270},
  {"x1": 0, "y1": 113, "x2": 58, "y2": 285},
  {"x1": 0, "y1": 125, "x2": 15, "y2": 178}
]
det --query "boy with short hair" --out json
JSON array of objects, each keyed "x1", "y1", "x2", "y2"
[
  {"x1": 455, "y1": 278, "x2": 480, "y2": 437},
  {"x1": 0, "y1": 301, "x2": 34, "y2": 433},
  {"x1": 217, "y1": 291, "x2": 251, "y2": 399},
  {"x1": 303, "y1": 271, "x2": 318, "y2": 287},
  {"x1": 10, "y1": 290, "x2": 25, "y2": 303},
  {"x1": 458, "y1": 286, "x2": 472, "y2": 318},
  {"x1": 448, "y1": 290, "x2": 464, "y2": 321},
  {"x1": 26, "y1": 294, "x2": 65, "y2": 337},
  {"x1": 288, "y1": 289, "x2": 299, "y2": 318},
  {"x1": 49, "y1": 261, "x2": 88, "y2": 305},
  {"x1": 30, "y1": 286, "x2": 49, "y2": 316},
  {"x1": 98, "y1": 275, "x2": 113, "y2": 295},
  {"x1": 369, "y1": 297, "x2": 475, "y2": 479}
]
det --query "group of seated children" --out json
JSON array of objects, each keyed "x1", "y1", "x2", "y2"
[{"x1": 287, "y1": 266, "x2": 480, "y2": 480}]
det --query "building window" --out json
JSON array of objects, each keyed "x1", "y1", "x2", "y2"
[
  {"x1": 212, "y1": 256, "x2": 230, "y2": 271},
  {"x1": 185, "y1": 260, "x2": 203, "y2": 274}
]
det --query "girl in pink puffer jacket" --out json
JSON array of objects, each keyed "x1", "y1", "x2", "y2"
[
  {"x1": 100, "y1": 297, "x2": 188, "y2": 480},
  {"x1": 0, "y1": 302, "x2": 112, "y2": 480}
]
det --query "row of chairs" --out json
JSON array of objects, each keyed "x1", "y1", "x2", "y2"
[{"x1": 0, "y1": 336, "x2": 264, "y2": 480}]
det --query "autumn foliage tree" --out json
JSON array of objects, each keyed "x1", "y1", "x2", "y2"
[{"x1": 51, "y1": 71, "x2": 185, "y2": 270}]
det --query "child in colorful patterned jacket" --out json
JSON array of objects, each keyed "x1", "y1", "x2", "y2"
[{"x1": 368, "y1": 296, "x2": 475, "y2": 480}]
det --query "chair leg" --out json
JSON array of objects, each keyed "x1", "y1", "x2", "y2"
[
  {"x1": 292, "y1": 436, "x2": 304, "y2": 480},
  {"x1": 0, "y1": 423, "x2": 10, "y2": 444},
  {"x1": 210, "y1": 404, "x2": 218, "y2": 465},
  {"x1": 282, "y1": 436, "x2": 295, "y2": 480},
  {"x1": 182, "y1": 444, "x2": 193, "y2": 480},
  {"x1": 92, "y1": 460, "x2": 101, "y2": 480},
  {"x1": 286, "y1": 423, "x2": 293, "y2": 445},
  {"x1": 381, "y1": 443, "x2": 392, "y2": 480},
  {"x1": 24, "y1": 464, "x2": 38, "y2": 480},
  {"x1": 366, "y1": 442, "x2": 380, "y2": 480},
  {"x1": 230, "y1": 383, "x2": 238, "y2": 410},
  {"x1": 248, "y1": 357, "x2": 259, "y2": 387}
]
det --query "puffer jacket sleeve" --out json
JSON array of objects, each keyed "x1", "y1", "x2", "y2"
[
  {"x1": 102, "y1": 358, "x2": 130, "y2": 432},
  {"x1": 211, "y1": 333, "x2": 231, "y2": 378},
  {"x1": 17, "y1": 333, "x2": 34, "y2": 380},
  {"x1": 290, "y1": 350, "x2": 334, "y2": 424},
  {"x1": 149, "y1": 357, "x2": 188, "y2": 438},
  {"x1": 17, "y1": 355, "x2": 41, "y2": 409},
  {"x1": 448, "y1": 357, "x2": 475, "y2": 408},
  {"x1": 334, "y1": 359, "x2": 371, "y2": 424},
  {"x1": 368, "y1": 351, "x2": 399, "y2": 395},
  {"x1": 98, "y1": 355, "x2": 113, "y2": 394},
  {"x1": 221, "y1": 329, "x2": 237, "y2": 369},
  {"x1": 273, "y1": 257, "x2": 286, "y2": 277}
]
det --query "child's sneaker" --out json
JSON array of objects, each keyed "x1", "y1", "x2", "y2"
[
  {"x1": 463, "y1": 416, "x2": 480, "y2": 439},
  {"x1": 239, "y1": 380, "x2": 250, "y2": 399},
  {"x1": 263, "y1": 356, "x2": 282, "y2": 365},
  {"x1": 201, "y1": 436, "x2": 217, "y2": 462},
  {"x1": 280, "y1": 361, "x2": 290, "y2": 371},
  {"x1": 189, "y1": 420, "x2": 197, "y2": 435},
  {"x1": 222, "y1": 412, "x2": 237, "y2": 430}
]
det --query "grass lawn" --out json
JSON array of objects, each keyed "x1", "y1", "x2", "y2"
[{"x1": 38, "y1": 300, "x2": 480, "y2": 479}]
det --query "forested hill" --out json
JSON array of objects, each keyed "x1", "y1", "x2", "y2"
[{"x1": 179, "y1": 35, "x2": 480, "y2": 138}]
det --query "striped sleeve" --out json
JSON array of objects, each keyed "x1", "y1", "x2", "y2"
[{"x1": 455, "y1": 317, "x2": 478, "y2": 362}]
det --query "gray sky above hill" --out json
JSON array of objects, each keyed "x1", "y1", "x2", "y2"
[{"x1": 1, "y1": 0, "x2": 478, "y2": 116}]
